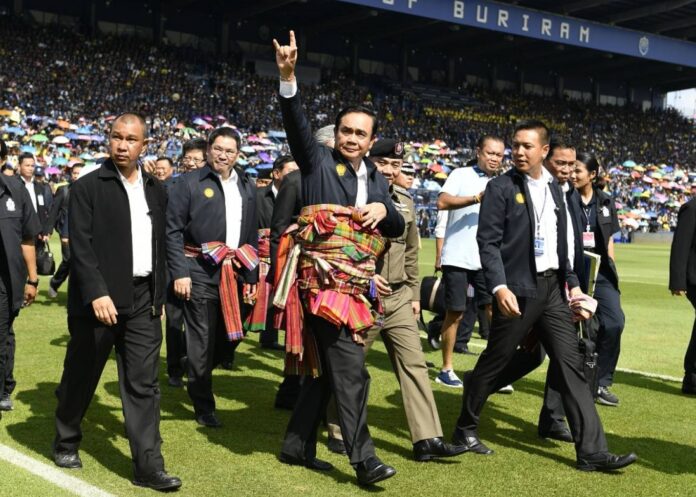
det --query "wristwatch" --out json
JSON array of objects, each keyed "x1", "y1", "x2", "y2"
[{"x1": 27, "y1": 279, "x2": 39, "y2": 288}]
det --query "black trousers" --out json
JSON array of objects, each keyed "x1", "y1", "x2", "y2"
[
  {"x1": 165, "y1": 284, "x2": 186, "y2": 379},
  {"x1": 54, "y1": 279, "x2": 164, "y2": 477},
  {"x1": 183, "y1": 281, "x2": 241, "y2": 416},
  {"x1": 281, "y1": 316, "x2": 376, "y2": 466},
  {"x1": 684, "y1": 286, "x2": 696, "y2": 386},
  {"x1": 494, "y1": 344, "x2": 567, "y2": 432},
  {"x1": 594, "y1": 273, "x2": 625, "y2": 387},
  {"x1": 0, "y1": 278, "x2": 16, "y2": 398},
  {"x1": 51, "y1": 240, "x2": 71, "y2": 290},
  {"x1": 457, "y1": 274, "x2": 608, "y2": 457}
]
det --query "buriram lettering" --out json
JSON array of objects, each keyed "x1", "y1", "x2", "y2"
[{"x1": 381, "y1": 0, "x2": 591, "y2": 44}]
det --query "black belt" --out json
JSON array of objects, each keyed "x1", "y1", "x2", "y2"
[
  {"x1": 133, "y1": 275, "x2": 152, "y2": 286},
  {"x1": 536, "y1": 269, "x2": 556, "y2": 278}
]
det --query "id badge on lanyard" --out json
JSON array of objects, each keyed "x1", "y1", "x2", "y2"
[
  {"x1": 582, "y1": 229, "x2": 596, "y2": 248},
  {"x1": 534, "y1": 234, "x2": 545, "y2": 256}
]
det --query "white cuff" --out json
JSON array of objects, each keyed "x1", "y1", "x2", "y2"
[
  {"x1": 279, "y1": 79, "x2": 297, "y2": 98},
  {"x1": 492, "y1": 284, "x2": 508, "y2": 295}
]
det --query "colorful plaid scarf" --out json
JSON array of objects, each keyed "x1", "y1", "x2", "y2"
[
  {"x1": 185, "y1": 242, "x2": 259, "y2": 341},
  {"x1": 273, "y1": 204, "x2": 387, "y2": 376},
  {"x1": 245, "y1": 229, "x2": 272, "y2": 332}
]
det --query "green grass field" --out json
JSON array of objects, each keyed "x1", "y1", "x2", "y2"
[{"x1": 0, "y1": 239, "x2": 694, "y2": 496}]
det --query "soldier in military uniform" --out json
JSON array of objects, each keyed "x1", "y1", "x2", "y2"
[{"x1": 331, "y1": 139, "x2": 465, "y2": 461}]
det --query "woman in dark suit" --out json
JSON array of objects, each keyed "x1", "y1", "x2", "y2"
[{"x1": 572, "y1": 152, "x2": 625, "y2": 407}]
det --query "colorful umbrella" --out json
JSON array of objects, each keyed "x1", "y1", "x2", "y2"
[
  {"x1": 52, "y1": 136, "x2": 70, "y2": 145},
  {"x1": 30, "y1": 134, "x2": 49, "y2": 143}
]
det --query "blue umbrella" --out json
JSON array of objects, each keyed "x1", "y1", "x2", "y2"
[
  {"x1": 65, "y1": 132, "x2": 80, "y2": 140},
  {"x1": 237, "y1": 159, "x2": 248, "y2": 166},
  {"x1": 53, "y1": 157, "x2": 68, "y2": 166},
  {"x1": 622, "y1": 160, "x2": 636, "y2": 168},
  {"x1": 56, "y1": 147, "x2": 71, "y2": 155},
  {"x1": 256, "y1": 163, "x2": 273, "y2": 170},
  {"x1": 20, "y1": 145, "x2": 36, "y2": 154},
  {"x1": 90, "y1": 135, "x2": 105, "y2": 142},
  {"x1": 3, "y1": 126, "x2": 25, "y2": 136},
  {"x1": 76, "y1": 126, "x2": 92, "y2": 134},
  {"x1": 244, "y1": 167, "x2": 258, "y2": 176}
]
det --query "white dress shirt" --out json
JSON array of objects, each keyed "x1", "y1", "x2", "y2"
[
  {"x1": 272, "y1": 183, "x2": 279, "y2": 199},
  {"x1": 118, "y1": 167, "x2": 152, "y2": 277},
  {"x1": 528, "y1": 168, "x2": 559, "y2": 272},
  {"x1": 561, "y1": 182, "x2": 575, "y2": 270},
  {"x1": 218, "y1": 169, "x2": 243, "y2": 249},
  {"x1": 21, "y1": 177, "x2": 38, "y2": 212}
]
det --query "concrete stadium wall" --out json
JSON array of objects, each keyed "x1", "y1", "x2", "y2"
[{"x1": 632, "y1": 232, "x2": 674, "y2": 244}]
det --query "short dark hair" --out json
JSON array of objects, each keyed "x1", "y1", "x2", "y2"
[
  {"x1": 0, "y1": 139, "x2": 6, "y2": 160},
  {"x1": 334, "y1": 106, "x2": 379, "y2": 138},
  {"x1": 273, "y1": 154, "x2": 294, "y2": 171},
  {"x1": 513, "y1": 119, "x2": 550, "y2": 145},
  {"x1": 156, "y1": 156, "x2": 174, "y2": 168},
  {"x1": 182, "y1": 138, "x2": 207, "y2": 156},
  {"x1": 111, "y1": 112, "x2": 149, "y2": 140},
  {"x1": 207, "y1": 126, "x2": 240, "y2": 150},
  {"x1": 476, "y1": 135, "x2": 504, "y2": 149},
  {"x1": 18, "y1": 152, "x2": 35, "y2": 165},
  {"x1": 548, "y1": 136, "x2": 575, "y2": 158}
]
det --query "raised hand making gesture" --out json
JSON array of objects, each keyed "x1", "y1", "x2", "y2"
[{"x1": 273, "y1": 30, "x2": 298, "y2": 82}]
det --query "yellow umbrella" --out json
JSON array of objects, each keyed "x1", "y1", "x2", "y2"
[{"x1": 434, "y1": 172, "x2": 448, "y2": 179}]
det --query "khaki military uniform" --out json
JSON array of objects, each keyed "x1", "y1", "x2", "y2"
[{"x1": 328, "y1": 185, "x2": 442, "y2": 443}]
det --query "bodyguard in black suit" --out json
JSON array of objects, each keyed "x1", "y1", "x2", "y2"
[
  {"x1": 274, "y1": 31, "x2": 403, "y2": 485},
  {"x1": 452, "y1": 120, "x2": 636, "y2": 472},
  {"x1": 668, "y1": 197, "x2": 696, "y2": 395},
  {"x1": 53, "y1": 114, "x2": 181, "y2": 491},
  {"x1": 167, "y1": 126, "x2": 258, "y2": 428}
]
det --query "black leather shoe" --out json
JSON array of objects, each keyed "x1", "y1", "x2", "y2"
[
  {"x1": 413, "y1": 437, "x2": 467, "y2": 461},
  {"x1": 577, "y1": 452, "x2": 637, "y2": 472},
  {"x1": 132, "y1": 470, "x2": 182, "y2": 491},
  {"x1": 682, "y1": 382, "x2": 696, "y2": 395},
  {"x1": 279, "y1": 453, "x2": 333, "y2": 471},
  {"x1": 451, "y1": 427, "x2": 494, "y2": 455},
  {"x1": 539, "y1": 426, "x2": 574, "y2": 443},
  {"x1": 167, "y1": 377, "x2": 184, "y2": 388},
  {"x1": 355, "y1": 456, "x2": 396, "y2": 486},
  {"x1": 327, "y1": 437, "x2": 347, "y2": 455},
  {"x1": 261, "y1": 342, "x2": 285, "y2": 351},
  {"x1": 54, "y1": 451, "x2": 82, "y2": 469},
  {"x1": 453, "y1": 345, "x2": 477, "y2": 355},
  {"x1": 196, "y1": 413, "x2": 222, "y2": 428}
]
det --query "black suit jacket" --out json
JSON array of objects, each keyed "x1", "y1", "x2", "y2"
[
  {"x1": 477, "y1": 168, "x2": 579, "y2": 299},
  {"x1": 278, "y1": 89, "x2": 404, "y2": 238},
  {"x1": 670, "y1": 197, "x2": 696, "y2": 291},
  {"x1": 269, "y1": 170, "x2": 302, "y2": 283},
  {"x1": 17, "y1": 178, "x2": 51, "y2": 234},
  {"x1": 166, "y1": 164, "x2": 258, "y2": 285},
  {"x1": 257, "y1": 183, "x2": 276, "y2": 229},
  {"x1": 566, "y1": 186, "x2": 588, "y2": 293},
  {"x1": 67, "y1": 160, "x2": 167, "y2": 317},
  {"x1": 45, "y1": 184, "x2": 70, "y2": 237}
]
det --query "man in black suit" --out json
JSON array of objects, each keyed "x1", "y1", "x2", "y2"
[
  {"x1": 669, "y1": 196, "x2": 696, "y2": 395},
  {"x1": 0, "y1": 138, "x2": 41, "y2": 416},
  {"x1": 45, "y1": 163, "x2": 83, "y2": 298},
  {"x1": 255, "y1": 155, "x2": 297, "y2": 350},
  {"x1": 274, "y1": 31, "x2": 403, "y2": 486},
  {"x1": 53, "y1": 113, "x2": 181, "y2": 491},
  {"x1": 452, "y1": 120, "x2": 636, "y2": 472},
  {"x1": 167, "y1": 126, "x2": 258, "y2": 428}
]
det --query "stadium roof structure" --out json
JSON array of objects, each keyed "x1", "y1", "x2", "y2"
[{"x1": 8, "y1": 0, "x2": 696, "y2": 92}]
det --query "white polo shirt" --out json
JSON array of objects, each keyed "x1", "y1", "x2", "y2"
[{"x1": 440, "y1": 166, "x2": 491, "y2": 270}]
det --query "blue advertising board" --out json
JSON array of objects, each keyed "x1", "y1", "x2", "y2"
[{"x1": 339, "y1": 0, "x2": 696, "y2": 68}]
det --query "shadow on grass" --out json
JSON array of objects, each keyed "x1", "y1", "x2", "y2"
[
  {"x1": 614, "y1": 370, "x2": 683, "y2": 397},
  {"x1": 7, "y1": 381, "x2": 133, "y2": 480}
]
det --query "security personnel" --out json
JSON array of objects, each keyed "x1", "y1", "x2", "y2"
[
  {"x1": 336, "y1": 138, "x2": 465, "y2": 461},
  {"x1": 275, "y1": 31, "x2": 403, "y2": 486},
  {"x1": 453, "y1": 120, "x2": 636, "y2": 472},
  {"x1": 53, "y1": 114, "x2": 181, "y2": 490},
  {"x1": 0, "y1": 138, "x2": 41, "y2": 417},
  {"x1": 167, "y1": 126, "x2": 258, "y2": 428}
]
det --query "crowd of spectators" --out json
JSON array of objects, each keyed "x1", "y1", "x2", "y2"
[{"x1": 1, "y1": 16, "x2": 694, "y2": 236}]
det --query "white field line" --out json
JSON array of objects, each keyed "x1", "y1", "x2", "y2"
[
  {"x1": 0, "y1": 444, "x2": 116, "y2": 497},
  {"x1": 421, "y1": 332, "x2": 683, "y2": 383}
]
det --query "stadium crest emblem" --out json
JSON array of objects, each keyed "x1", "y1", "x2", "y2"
[
  {"x1": 639, "y1": 37, "x2": 649, "y2": 56},
  {"x1": 336, "y1": 163, "x2": 347, "y2": 177},
  {"x1": 204, "y1": 187, "x2": 215, "y2": 198}
]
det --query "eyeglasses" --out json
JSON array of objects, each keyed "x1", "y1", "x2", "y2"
[
  {"x1": 181, "y1": 157, "x2": 205, "y2": 165},
  {"x1": 211, "y1": 146, "x2": 238, "y2": 158}
]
